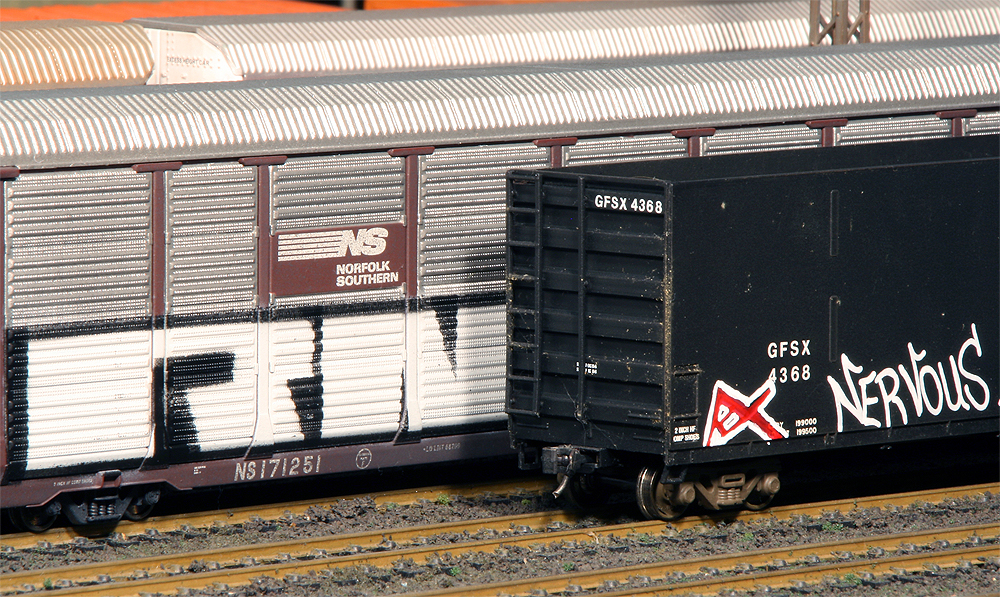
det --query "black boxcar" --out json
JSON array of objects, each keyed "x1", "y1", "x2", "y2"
[{"x1": 506, "y1": 135, "x2": 999, "y2": 519}]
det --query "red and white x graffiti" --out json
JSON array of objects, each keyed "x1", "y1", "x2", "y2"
[{"x1": 702, "y1": 379, "x2": 789, "y2": 447}]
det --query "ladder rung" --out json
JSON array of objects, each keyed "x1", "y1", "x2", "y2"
[{"x1": 508, "y1": 374, "x2": 538, "y2": 383}]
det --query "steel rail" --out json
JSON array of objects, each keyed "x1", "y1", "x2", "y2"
[
  {"x1": 410, "y1": 542, "x2": 1000, "y2": 597},
  {"x1": 2, "y1": 482, "x2": 995, "y2": 590},
  {"x1": 1, "y1": 476, "x2": 552, "y2": 549},
  {"x1": 4, "y1": 485, "x2": 996, "y2": 596},
  {"x1": 14, "y1": 521, "x2": 996, "y2": 596},
  {"x1": 5, "y1": 479, "x2": 994, "y2": 552},
  {"x1": 0, "y1": 509, "x2": 591, "y2": 592}
]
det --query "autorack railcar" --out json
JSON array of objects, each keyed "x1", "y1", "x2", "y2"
[
  {"x1": 4, "y1": 0, "x2": 998, "y2": 89},
  {"x1": 1, "y1": 32, "x2": 998, "y2": 530}
]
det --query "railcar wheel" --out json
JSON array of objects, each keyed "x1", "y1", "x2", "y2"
[
  {"x1": 123, "y1": 500, "x2": 154, "y2": 522},
  {"x1": 123, "y1": 488, "x2": 160, "y2": 522},
  {"x1": 9, "y1": 506, "x2": 58, "y2": 533},
  {"x1": 743, "y1": 491, "x2": 774, "y2": 511},
  {"x1": 635, "y1": 465, "x2": 687, "y2": 520},
  {"x1": 743, "y1": 472, "x2": 780, "y2": 511},
  {"x1": 557, "y1": 473, "x2": 611, "y2": 509}
]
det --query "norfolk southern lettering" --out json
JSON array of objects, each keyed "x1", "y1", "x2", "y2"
[{"x1": 336, "y1": 260, "x2": 399, "y2": 287}]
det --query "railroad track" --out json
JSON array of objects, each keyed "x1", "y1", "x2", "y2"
[
  {"x1": 408, "y1": 529, "x2": 998, "y2": 597},
  {"x1": 1, "y1": 476, "x2": 553, "y2": 549},
  {"x1": 2, "y1": 482, "x2": 995, "y2": 596}
]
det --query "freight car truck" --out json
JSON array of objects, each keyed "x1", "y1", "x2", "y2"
[{"x1": 506, "y1": 135, "x2": 999, "y2": 519}]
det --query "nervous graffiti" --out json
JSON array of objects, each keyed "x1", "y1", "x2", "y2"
[{"x1": 829, "y1": 324, "x2": 992, "y2": 431}]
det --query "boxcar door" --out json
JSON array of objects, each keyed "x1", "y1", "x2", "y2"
[{"x1": 159, "y1": 161, "x2": 259, "y2": 463}]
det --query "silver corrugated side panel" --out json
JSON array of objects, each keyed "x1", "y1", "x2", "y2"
[
  {"x1": 419, "y1": 303, "x2": 506, "y2": 429},
  {"x1": 272, "y1": 153, "x2": 404, "y2": 232},
  {"x1": 164, "y1": 322, "x2": 257, "y2": 451},
  {"x1": 19, "y1": 330, "x2": 153, "y2": 470},
  {"x1": 419, "y1": 143, "x2": 549, "y2": 297},
  {"x1": 838, "y1": 114, "x2": 951, "y2": 145},
  {"x1": 563, "y1": 133, "x2": 687, "y2": 167},
  {"x1": 269, "y1": 313, "x2": 404, "y2": 443},
  {"x1": 5, "y1": 169, "x2": 152, "y2": 328},
  {"x1": 969, "y1": 110, "x2": 1000, "y2": 136},
  {"x1": 166, "y1": 162, "x2": 257, "y2": 314},
  {"x1": 703, "y1": 124, "x2": 819, "y2": 155},
  {"x1": 0, "y1": 20, "x2": 153, "y2": 90}
]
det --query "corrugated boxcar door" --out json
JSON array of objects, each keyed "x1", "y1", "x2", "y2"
[
  {"x1": 163, "y1": 162, "x2": 258, "y2": 458},
  {"x1": 416, "y1": 144, "x2": 548, "y2": 430},
  {"x1": 269, "y1": 152, "x2": 407, "y2": 443},
  {"x1": 5, "y1": 168, "x2": 154, "y2": 473}
]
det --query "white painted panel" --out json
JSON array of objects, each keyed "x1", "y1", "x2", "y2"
[
  {"x1": 164, "y1": 321, "x2": 257, "y2": 451},
  {"x1": 269, "y1": 312, "x2": 404, "y2": 443},
  {"x1": 418, "y1": 303, "x2": 506, "y2": 429},
  {"x1": 269, "y1": 318, "x2": 316, "y2": 444},
  {"x1": 319, "y1": 312, "x2": 404, "y2": 438},
  {"x1": 20, "y1": 330, "x2": 152, "y2": 469}
]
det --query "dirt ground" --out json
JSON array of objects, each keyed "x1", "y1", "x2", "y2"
[{"x1": 3, "y1": 489, "x2": 997, "y2": 596}]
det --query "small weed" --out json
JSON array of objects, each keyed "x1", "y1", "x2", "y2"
[
  {"x1": 447, "y1": 566, "x2": 461, "y2": 577},
  {"x1": 521, "y1": 498, "x2": 531, "y2": 506},
  {"x1": 384, "y1": 502, "x2": 398, "y2": 510},
  {"x1": 43, "y1": 579, "x2": 53, "y2": 590},
  {"x1": 435, "y1": 494, "x2": 452, "y2": 506},
  {"x1": 738, "y1": 531, "x2": 754, "y2": 543},
  {"x1": 636, "y1": 533, "x2": 653, "y2": 543},
  {"x1": 842, "y1": 573, "x2": 862, "y2": 586},
  {"x1": 563, "y1": 562, "x2": 576, "y2": 572},
  {"x1": 822, "y1": 521, "x2": 845, "y2": 533}
]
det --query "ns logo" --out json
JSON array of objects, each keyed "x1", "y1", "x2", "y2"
[{"x1": 330, "y1": 227, "x2": 389, "y2": 257}]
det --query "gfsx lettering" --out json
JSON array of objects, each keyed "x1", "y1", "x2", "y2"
[{"x1": 829, "y1": 324, "x2": 992, "y2": 431}]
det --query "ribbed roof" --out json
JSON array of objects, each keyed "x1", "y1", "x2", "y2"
[
  {"x1": 872, "y1": 0, "x2": 1000, "y2": 41},
  {"x1": 2, "y1": 37, "x2": 996, "y2": 170},
  {"x1": 132, "y1": 0, "x2": 1000, "y2": 79},
  {"x1": 0, "y1": 20, "x2": 153, "y2": 90}
]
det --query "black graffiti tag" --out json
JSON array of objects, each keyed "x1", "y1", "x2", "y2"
[
  {"x1": 287, "y1": 318, "x2": 325, "y2": 442},
  {"x1": 153, "y1": 352, "x2": 236, "y2": 454}
]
